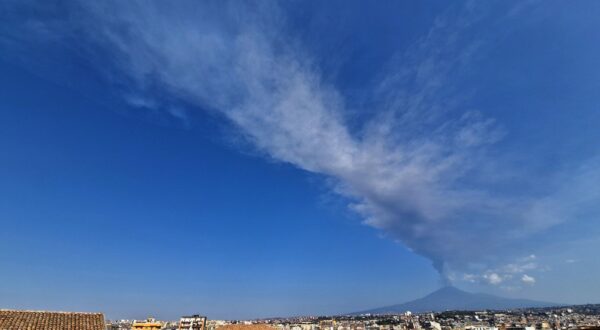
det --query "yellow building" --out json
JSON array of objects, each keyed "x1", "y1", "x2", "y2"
[{"x1": 132, "y1": 317, "x2": 163, "y2": 330}]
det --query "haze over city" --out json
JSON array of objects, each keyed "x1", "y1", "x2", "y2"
[{"x1": 1, "y1": 0, "x2": 600, "y2": 321}]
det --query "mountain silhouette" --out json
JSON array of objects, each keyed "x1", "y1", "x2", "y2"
[{"x1": 354, "y1": 286, "x2": 557, "y2": 314}]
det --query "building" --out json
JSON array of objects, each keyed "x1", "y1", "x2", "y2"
[
  {"x1": 180, "y1": 315, "x2": 207, "y2": 330},
  {"x1": 425, "y1": 321, "x2": 441, "y2": 330},
  {"x1": 320, "y1": 320, "x2": 336, "y2": 330},
  {"x1": 0, "y1": 309, "x2": 105, "y2": 330},
  {"x1": 216, "y1": 324, "x2": 274, "y2": 330},
  {"x1": 132, "y1": 317, "x2": 163, "y2": 330}
]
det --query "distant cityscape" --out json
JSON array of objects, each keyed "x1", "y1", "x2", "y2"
[{"x1": 108, "y1": 304, "x2": 600, "y2": 330}]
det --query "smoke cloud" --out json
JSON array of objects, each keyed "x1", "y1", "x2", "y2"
[{"x1": 3, "y1": 1, "x2": 599, "y2": 287}]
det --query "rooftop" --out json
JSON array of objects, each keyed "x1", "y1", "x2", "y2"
[{"x1": 0, "y1": 309, "x2": 105, "y2": 330}]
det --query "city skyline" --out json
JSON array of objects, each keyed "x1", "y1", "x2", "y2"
[{"x1": 1, "y1": 0, "x2": 600, "y2": 320}]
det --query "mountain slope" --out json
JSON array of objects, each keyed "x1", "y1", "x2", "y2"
[{"x1": 355, "y1": 286, "x2": 557, "y2": 314}]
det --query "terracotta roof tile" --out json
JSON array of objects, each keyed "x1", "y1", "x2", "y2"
[{"x1": 0, "y1": 309, "x2": 105, "y2": 330}]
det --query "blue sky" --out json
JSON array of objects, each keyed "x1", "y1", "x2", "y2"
[{"x1": 1, "y1": 0, "x2": 600, "y2": 320}]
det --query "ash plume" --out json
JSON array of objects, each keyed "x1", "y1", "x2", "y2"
[{"x1": 3, "y1": 0, "x2": 599, "y2": 287}]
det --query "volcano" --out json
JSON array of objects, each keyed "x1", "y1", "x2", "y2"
[{"x1": 354, "y1": 286, "x2": 557, "y2": 314}]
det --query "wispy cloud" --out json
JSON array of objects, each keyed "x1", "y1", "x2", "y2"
[
  {"x1": 3, "y1": 0, "x2": 599, "y2": 286},
  {"x1": 456, "y1": 255, "x2": 541, "y2": 287},
  {"x1": 124, "y1": 94, "x2": 159, "y2": 110},
  {"x1": 484, "y1": 273, "x2": 504, "y2": 286},
  {"x1": 521, "y1": 274, "x2": 536, "y2": 285}
]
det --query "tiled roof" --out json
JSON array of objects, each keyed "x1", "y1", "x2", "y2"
[{"x1": 0, "y1": 309, "x2": 105, "y2": 330}]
